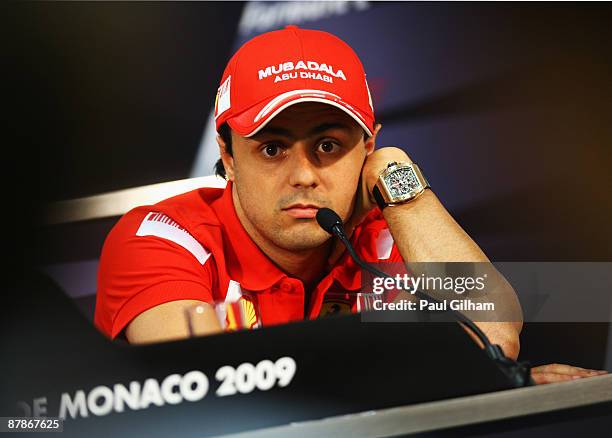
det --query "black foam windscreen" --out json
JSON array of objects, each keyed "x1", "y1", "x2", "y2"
[{"x1": 315, "y1": 208, "x2": 342, "y2": 235}]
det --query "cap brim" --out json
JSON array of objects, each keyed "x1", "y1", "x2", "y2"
[{"x1": 226, "y1": 90, "x2": 374, "y2": 138}]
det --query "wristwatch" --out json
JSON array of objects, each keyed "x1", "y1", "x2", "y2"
[{"x1": 372, "y1": 161, "x2": 430, "y2": 210}]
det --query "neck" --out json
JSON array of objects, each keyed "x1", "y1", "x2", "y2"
[{"x1": 232, "y1": 188, "x2": 331, "y2": 289}]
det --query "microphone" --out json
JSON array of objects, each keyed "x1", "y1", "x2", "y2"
[
  {"x1": 316, "y1": 207, "x2": 533, "y2": 387},
  {"x1": 315, "y1": 207, "x2": 347, "y2": 239},
  {"x1": 317, "y1": 208, "x2": 389, "y2": 279}
]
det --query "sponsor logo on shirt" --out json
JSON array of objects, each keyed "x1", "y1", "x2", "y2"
[
  {"x1": 319, "y1": 289, "x2": 355, "y2": 318},
  {"x1": 219, "y1": 280, "x2": 260, "y2": 330},
  {"x1": 136, "y1": 212, "x2": 211, "y2": 265},
  {"x1": 319, "y1": 299, "x2": 352, "y2": 317},
  {"x1": 225, "y1": 296, "x2": 259, "y2": 331}
]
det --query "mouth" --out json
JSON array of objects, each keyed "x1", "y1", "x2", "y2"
[{"x1": 282, "y1": 203, "x2": 320, "y2": 219}]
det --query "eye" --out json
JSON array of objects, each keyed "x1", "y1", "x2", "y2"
[
  {"x1": 317, "y1": 141, "x2": 340, "y2": 154},
  {"x1": 261, "y1": 143, "x2": 284, "y2": 158}
]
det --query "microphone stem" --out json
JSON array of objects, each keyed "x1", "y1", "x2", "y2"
[
  {"x1": 318, "y1": 208, "x2": 532, "y2": 386},
  {"x1": 335, "y1": 227, "x2": 531, "y2": 385}
]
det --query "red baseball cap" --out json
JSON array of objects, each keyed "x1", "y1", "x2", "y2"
[{"x1": 214, "y1": 25, "x2": 375, "y2": 137}]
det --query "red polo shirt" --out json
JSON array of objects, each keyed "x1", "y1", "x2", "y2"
[{"x1": 95, "y1": 182, "x2": 403, "y2": 339}]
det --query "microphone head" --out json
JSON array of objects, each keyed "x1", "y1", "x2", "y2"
[{"x1": 316, "y1": 208, "x2": 343, "y2": 235}]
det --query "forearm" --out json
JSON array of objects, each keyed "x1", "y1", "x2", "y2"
[
  {"x1": 382, "y1": 189, "x2": 487, "y2": 263},
  {"x1": 125, "y1": 300, "x2": 222, "y2": 344},
  {"x1": 382, "y1": 190, "x2": 522, "y2": 359}
]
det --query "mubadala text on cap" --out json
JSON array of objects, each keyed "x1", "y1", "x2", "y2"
[{"x1": 258, "y1": 60, "x2": 347, "y2": 81}]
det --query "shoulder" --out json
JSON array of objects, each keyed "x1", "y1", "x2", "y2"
[
  {"x1": 99, "y1": 186, "x2": 229, "y2": 277},
  {"x1": 95, "y1": 187, "x2": 227, "y2": 338},
  {"x1": 106, "y1": 186, "x2": 225, "y2": 246}
]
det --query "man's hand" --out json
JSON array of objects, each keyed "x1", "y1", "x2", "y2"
[
  {"x1": 345, "y1": 146, "x2": 412, "y2": 238},
  {"x1": 328, "y1": 147, "x2": 411, "y2": 265},
  {"x1": 531, "y1": 363, "x2": 607, "y2": 384}
]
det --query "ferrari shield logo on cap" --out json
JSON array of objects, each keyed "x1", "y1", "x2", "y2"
[{"x1": 214, "y1": 75, "x2": 231, "y2": 119}]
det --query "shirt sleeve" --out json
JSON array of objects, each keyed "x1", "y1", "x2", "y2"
[
  {"x1": 94, "y1": 209, "x2": 215, "y2": 339},
  {"x1": 386, "y1": 242, "x2": 405, "y2": 263}
]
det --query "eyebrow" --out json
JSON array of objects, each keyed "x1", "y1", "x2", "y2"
[
  {"x1": 308, "y1": 122, "x2": 352, "y2": 136},
  {"x1": 256, "y1": 126, "x2": 294, "y2": 138},
  {"x1": 255, "y1": 122, "x2": 352, "y2": 140}
]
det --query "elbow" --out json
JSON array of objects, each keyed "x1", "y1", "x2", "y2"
[
  {"x1": 497, "y1": 322, "x2": 521, "y2": 360},
  {"x1": 501, "y1": 334, "x2": 520, "y2": 361},
  {"x1": 475, "y1": 321, "x2": 521, "y2": 361}
]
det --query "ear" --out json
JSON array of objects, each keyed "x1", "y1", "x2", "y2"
[
  {"x1": 216, "y1": 134, "x2": 235, "y2": 181},
  {"x1": 364, "y1": 123, "x2": 382, "y2": 156}
]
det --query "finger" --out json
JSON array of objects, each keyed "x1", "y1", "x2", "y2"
[
  {"x1": 532, "y1": 372, "x2": 577, "y2": 385},
  {"x1": 534, "y1": 366, "x2": 601, "y2": 377},
  {"x1": 532, "y1": 363, "x2": 578, "y2": 374},
  {"x1": 532, "y1": 363, "x2": 606, "y2": 376}
]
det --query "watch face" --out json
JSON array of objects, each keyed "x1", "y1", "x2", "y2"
[{"x1": 383, "y1": 166, "x2": 420, "y2": 199}]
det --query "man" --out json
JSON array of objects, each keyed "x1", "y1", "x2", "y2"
[{"x1": 95, "y1": 26, "x2": 605, "y2": 384}]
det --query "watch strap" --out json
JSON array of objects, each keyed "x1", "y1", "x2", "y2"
[
  {"x1": 373, "y1": 160, "x2": 402, "y2": 211},
  {"x1": 372, "y1": 185, "x2": 388, "y2": 210}
]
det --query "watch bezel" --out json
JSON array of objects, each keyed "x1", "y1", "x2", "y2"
[{"x1": 376, "y1": 162, "x2": 427, "y2": 205}]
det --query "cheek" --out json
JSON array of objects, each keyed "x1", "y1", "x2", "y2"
[
  {"x1": 325, "y1": 162, "x2": 363, "y2": 218},
  {"x1": 233, "y1": 166, "x2": 277, "y2": 217}
]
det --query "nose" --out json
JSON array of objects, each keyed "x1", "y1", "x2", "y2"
[{"x1": 287, "y1": 146, "x2": 320, "y2": 189}]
